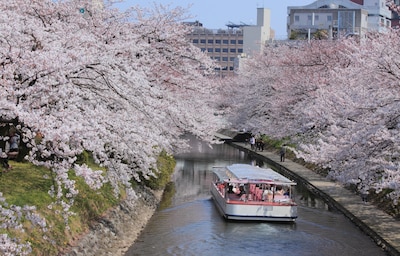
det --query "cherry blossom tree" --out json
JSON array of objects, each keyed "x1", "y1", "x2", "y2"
[
  {"x1": 227, "y1": 40, "x2": 348, "y2": 138},
  {"x1": 229, "y1": 31, "x2": 400, "y2": 207},
  {"x1": 302, "y1": 32, "x2": 400, "y2": 203},
  {"x1": 0, "y1": 0, "x2": 224, "y2": 253},
  {"x1": 386, "y1": 0, "x2": 400, "y2": 12}
]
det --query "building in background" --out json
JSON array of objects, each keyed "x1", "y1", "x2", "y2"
[
  {"x1": 186, "y1": 23, "x2": 244, "y2": 76},
  {"x1": 287, "y1": 0, "x2": 392, "y2": 40},
  {"x1": 242, "y1": 8, "x2": 273, "y2": 55},
  {"x1": 78, "y1": 0, "x2": 104, "y2": 15},
  {"x1": 186, "y1": 8, "x2": 273, "y2": 77}
]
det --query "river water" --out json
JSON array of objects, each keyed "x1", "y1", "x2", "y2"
[{"x1": 125, "y1": 139, "x2": 387, "y2": 256}]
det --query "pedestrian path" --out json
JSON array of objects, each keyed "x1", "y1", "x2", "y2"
[{"x1": 230, "y1": 141, "x2": 400, "y2": 256}]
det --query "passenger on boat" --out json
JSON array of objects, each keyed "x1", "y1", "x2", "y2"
[
  {"x1": 276, "y1": 186, "x2": 285, "y2": 195},
  {"x1": 262, "y1": 189, "x2": 273, "y2": 201},
  {"x1": 232, "y1": 186, "x2": 238, "y2": 194},
  {"x1": 228, "y1": 184, "x2": 234, "y2": 193},
  {"x1": 237, "y1": 185, "x2": 246, "y2": 200},
  {"x1": 217, "y1": 183, "x2": 225, "y2": 193},
  {"x1": 238, "y1": 185, "x2": 245, "y2": 196},
  {"x1": 232, "y1": 185, "x2": 241, "y2": 195},
  {"x1": 283, "y1": 188, "x2": 290, "y2": 196}
]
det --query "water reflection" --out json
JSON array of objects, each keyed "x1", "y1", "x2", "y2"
[
  {"x1": 296, "y1": 182, "x2": 331, "y2": 210},
  {"x1": 125, "y1": 141, "x2": 386, "y2": 256},
  {"x1": 158, "y1": 182, "x2": 176, "y2": 211}
]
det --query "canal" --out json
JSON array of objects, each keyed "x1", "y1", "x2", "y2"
[{"x1": 125, "y1": 139, "x2": 387, "y2": 256}]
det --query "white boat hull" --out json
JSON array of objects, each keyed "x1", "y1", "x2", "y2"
[{"x1": 211, "y1": 183, "x2": 297, "y2": 222}]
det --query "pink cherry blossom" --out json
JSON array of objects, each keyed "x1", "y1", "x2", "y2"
[{"x1": 0, "y1": 0, "x2": 225, "y2": 252}]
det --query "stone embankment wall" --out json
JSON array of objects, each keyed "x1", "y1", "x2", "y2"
[{"x1": 63, "y1": 186, "x2": 163, "y2": 256}]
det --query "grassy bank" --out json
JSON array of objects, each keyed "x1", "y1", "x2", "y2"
[{"x1": 0, "y1": 151, "x2": 176, "y2": 255}]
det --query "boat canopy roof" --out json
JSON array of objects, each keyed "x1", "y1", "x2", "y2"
[{"x1": 213, "y1": 164, "x2": 296, "y2": 186}]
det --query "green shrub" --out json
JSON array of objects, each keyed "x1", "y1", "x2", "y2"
[
  {"x1": 140, "y1": 150, "x2": 176, "y2": 190},
  {"x1": 76, "y1": 150, "x2": 91, "y2": 165}
]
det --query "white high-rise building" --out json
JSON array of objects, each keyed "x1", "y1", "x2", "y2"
[{"x1": 242, "y1": 8, "x2": 273, "y2": 56}]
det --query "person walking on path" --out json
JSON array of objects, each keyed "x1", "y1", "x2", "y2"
[
  {"x1": 280, "y1": 144, "x2": 286, "y2": 162},
  {"x1": 249, "y1": 135, "x2": 256, "y2": 150}
]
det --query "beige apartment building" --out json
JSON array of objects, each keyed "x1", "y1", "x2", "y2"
[
  {"x1": 186, "y1": 25, "x2": 244, "y2": 76},
  {"x1": 186, "y1": 8, "x2": 273, "y2": 77}
]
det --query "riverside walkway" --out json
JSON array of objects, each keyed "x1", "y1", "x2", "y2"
[{"x1": 224, "y1": 140, "x2": 400, "y2": 256}]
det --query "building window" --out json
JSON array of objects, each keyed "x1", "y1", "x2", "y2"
[
  {"x1": 308, "y1": 15, "x2": 312, "y2": 21},
  {"x1": 238, "y1": 49, "x2": 243, "y2": 53},
  {"x1": 230, "y1": 48, "x2": 236, "y2": 53},
  {"x1": 327, "y1": 16, "x2": 332, "y2": 22},
  {"x1": 215, "y1": 39, "x2": 221, "y2": 44},
  {"x1": 229, "y1": 66, "x2": 234, "y2": 71},
  {"x1": 238, "y1": 40, "x2": 243, "y2": 44},
  {"x1": 381, "y1": 18, "x2": 387, "y2": 27},
  {"x1": 222, "y1": 57, "x2": 228, "y2": 61},
  {"x1": 193, "y1": 39, "x2": 199, "y2": 44},
  {"x1": 208, "y1": 39, "x2": 213, "y2": 44},
  {"x1": 223, "y1": 39, "x2": 229, "y2": 44},
  {"x1": 315, "y1": 15, "x2": 319, "y2": 21},
  {"x1": 215, "y1": 48, "x2": 221, "y2": 52},
  {"x1": 222, "y1": 48, "x2": 228, "y2": 53},
  {"x1": 214, "y1": 57, "x2": 220, "y2": 61},
  {"x1": 295, "y1": 16, "x2": 299, "y2": 22},
  {"x1": 207, "y1": 48, "x2": 213, "y2": 52},
  {"x1": 230, "y1": 57, "x2": 235, "y2": 61},
  {"x1": 230, "y1": 40, "x2": 236, "y2": 44},
  {"x1": 200, "y1": 39, "x2": 206, "y2": 44},
  {"x1": 200, "y1": 48, "x2": 206, "y2": 52}
]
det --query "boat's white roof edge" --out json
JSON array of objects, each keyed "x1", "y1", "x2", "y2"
[{"x1": 213, "y1": 164, "x2": 296, "y2": 185}]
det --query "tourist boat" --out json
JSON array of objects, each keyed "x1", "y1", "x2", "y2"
[{"x1": 210, "y1": 164, "x2": 297, "y2": 222}]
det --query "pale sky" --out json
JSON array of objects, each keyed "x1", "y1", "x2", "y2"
[{"x1": 114, "y1": 0, "x2": 314, "y2": 39}]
